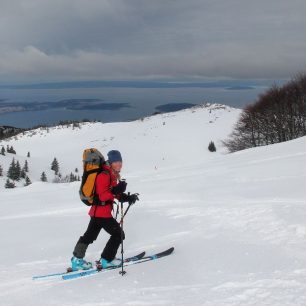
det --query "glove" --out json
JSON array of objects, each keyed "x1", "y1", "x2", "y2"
[
  {"x1": 128, "y1": 193, "x2": 139, "y2": 204},
  {"x1": 120, "y1": 193, "x2": 129, "y2": 203},
  {"x1": 111, "y1": 180, "x2": 127, "y2": 195},
  {"x1": 120, "y1": 192, "x2": 139, "y2": 204}
]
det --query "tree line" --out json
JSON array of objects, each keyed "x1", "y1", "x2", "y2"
[{"x1": 223, "y1": 73, "x2": 306, "y2": 152}]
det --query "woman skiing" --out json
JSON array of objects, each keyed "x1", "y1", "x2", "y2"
[{"x1": 70, "y1": 150, "x2": 139, "y2": 271}]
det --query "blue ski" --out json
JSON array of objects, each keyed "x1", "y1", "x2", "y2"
[
  {"x1": 62, "y1": 247, "x2": 174, "y2": 281},
  {"x1": 32, "y1": 251, "x2": 145, "y2": 280}
]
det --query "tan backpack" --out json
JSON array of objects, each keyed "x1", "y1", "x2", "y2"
[{"x1": 79, "y1": 148, "x2": 110, "y2": 206}]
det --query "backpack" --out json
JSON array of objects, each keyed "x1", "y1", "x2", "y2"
[{"x1": 79, "y1": 148, "x2": 111, "y2": 206}]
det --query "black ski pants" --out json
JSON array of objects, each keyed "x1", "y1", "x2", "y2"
[{"x1": 74, "y1": 217, "x2": 125, "y2": 261}]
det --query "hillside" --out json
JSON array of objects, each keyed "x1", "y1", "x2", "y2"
[
  {"x1": 1, "y1": 103, "x2": 306, "y2": 305},
  {"x1": 0, "y1": 103, "x2": 239, "y2": 187}
]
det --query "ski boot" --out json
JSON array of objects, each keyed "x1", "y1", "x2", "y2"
[
  {"x1": 96, "y1": 257, "x2": 122, "y2": 270},
  {"x1": 68, "y1": 256, "x2": 93, "y2": 272}
]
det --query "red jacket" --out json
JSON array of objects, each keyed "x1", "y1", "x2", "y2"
[{"x1": 88, "y1": 164, "x2": 121, "y2": 218}]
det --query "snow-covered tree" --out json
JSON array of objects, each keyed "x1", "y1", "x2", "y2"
[
  {"x1": 208, "y1": 141, "x2": 216, "y2": 152},
  {"x1": 69, "y1": 172, "x2": 74, "y2": 182},
  {"x1": 7, "y1": 159, "x2": 14, "y2": 180},
  {"x1": 0, "y1": 164, "x2": 3, "y2": 176},
  {"x1": 7, "y1": 158, "x2": 16, "y2": 180},
  {"x1": 20, "y1": 168, "x2": 26, "y2": 179},
  {"x1": 40, "y1": 171, "x2": 47, "y2": 182},
  {"x1": 7, "y1": 145, "x2": 16, "y2": 154},
  {"x1": 15, "y1": 160, "x2": 21, "y2": 181},
  {"x1": 24, "y1": 175, "x2": 32, "y2": 186},
  {"x1": 51, "y1": 158, "x2": 59, "y2": 175},
  {"x1": 52, "y1": 175, "x2": 61, "y2": 183},
  {"x1": 5, "y1": 178, "x2": 15, "y2": 188},
  {"x1": 69, "y1": 172, "x2": 80, "y2": 182},
  {"x1": 23, "y1": 160, "x2": 29, "y2": 172},
  {"x1": 0, "y1": 146, "x2": 5, "y2": 156},
  {"x1": 61, "y1": 174, "x2": 70, "y2": 183}
]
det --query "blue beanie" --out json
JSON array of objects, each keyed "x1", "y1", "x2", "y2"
[{"x1": 107, "y1": 150, "x2": 122, "y2": 163}]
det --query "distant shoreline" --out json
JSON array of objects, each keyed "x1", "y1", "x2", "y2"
[
  {"x1": 0, "y1": 101, "x2": 204, "y2": 130},
  {"x1": 0, "y1": 79, "x2": 270, "y2": 90},
  {"x1": 0, "y1": 84, "x2": 268, "y2": 128},
  {"x1": 0, "y1": 100, "x2": 197, "y2": 115}
]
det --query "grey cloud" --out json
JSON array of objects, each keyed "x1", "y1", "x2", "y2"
[{"x1": 0, "y1": 0, "x2": 305, "y2": 83}]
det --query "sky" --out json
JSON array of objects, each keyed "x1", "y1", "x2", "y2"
[{"x1": 0, "y1": 0, "x2": 305, "y2": 84}]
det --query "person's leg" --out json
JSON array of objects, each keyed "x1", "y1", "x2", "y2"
[
  {"x1": 73, "y1": 217, "x2": 102, "y2": 258},
  {"x1": 101, "y1": 217, "x2": 125, "y2": 261}
]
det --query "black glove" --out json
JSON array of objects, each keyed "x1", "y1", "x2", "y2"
[
  {"x1": 128, "y1": 193, "x2": 139, "y2": 204},
  {"x1": 111, "y1": 180, "x2": 127, "y2": 195},
  {"x1": 120, "y1": 192, "x2": 139, "y2": 204},
  {"x1": 120, "y1": 192, "x2": 129, "y2": 203}
]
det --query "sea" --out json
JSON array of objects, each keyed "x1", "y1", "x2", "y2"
[{"x1": 0, "y1": 85, "x2": 269, "y2": 128}]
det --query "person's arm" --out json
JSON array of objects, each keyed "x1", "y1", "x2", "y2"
[{"x1": 95, "y1": 172, "x2": 115, "y2": 202}]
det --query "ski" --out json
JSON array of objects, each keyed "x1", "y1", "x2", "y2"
[
  {"x1": 62, "y1": 247, "x2": 174, "y2": 281},
  {"x1": 32, "y1": 251, "x2": 145, "y2": 280}
]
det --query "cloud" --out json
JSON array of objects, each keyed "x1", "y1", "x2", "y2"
[{"x1": 0, "y1": 0, "x2": 305, "y2": 83}]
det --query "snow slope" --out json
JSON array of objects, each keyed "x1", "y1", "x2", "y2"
[
  {"x1": 0, "y1": 103, "x2": 238, "y2": 184},
  {"x1": 1, "y1": 103, "x2": 306, "y2": 306}
]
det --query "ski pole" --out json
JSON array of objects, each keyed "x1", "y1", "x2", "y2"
[
  {"x1": 119, "y1": 199, "x2": 126, "y2": 276},
  {"x1": 115, "y1": 202, "x2": 119, "y2": 220},
  {"x1": 123, "y1": 192, "x2": 131, "y2": 218},
  {"x1": 123, "y1": 203, "x2": 132, "y2": 219}
]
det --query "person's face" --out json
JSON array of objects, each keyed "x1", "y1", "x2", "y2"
[{"x1": 111, "y1": 161, "x2": 122, "y2": 172}]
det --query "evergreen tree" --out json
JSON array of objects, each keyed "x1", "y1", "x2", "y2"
[
  {"x1": 52, "y1": 175, "x2": 61, "y2": 183},
  {"x1": 69, "y1": 172, "x2": 75, "y2": 182},
  {"x1": 27, "y1": 151, "x2": 30, "y2": 158},
  {"x1": 7, "y1": 158, "x2": 16, "y2": 180},
  {"x1": 7, "y1": 158, "x2": 21, "y2": 181},
  {"x1": 5, "y1": 178, "x2": 15, "y2": 188},
  {"x1": 24, "y1": 175, "x2": 32, "y2": 186},
  {"x1": 20, "y1": 168, "x2": 26, "y2": 179},
  {"x1": 40, "y1": 171, "x2": 47, "y2": 182},
  {"x1": 0, "y1": 164, "x2": 3, "y2": 176},
  {"x1": 0, "y1": 146, "x2": 5, "y2": 156},
  {"x1": 51, "y1": 158, "x2": 59, "y2": 175},
  {"x1": 9, "y1": 145, "x2": 16, "y2": 154},
  {"x1": 75, "y1": 167, "x2": 78, "y2": 173},
  {"x1": 208, "y1": 141, "x2": 217, "y2": 152},
  {"x1": 15, "y1": 160, "x2": 21, "y2": 181},
  {"x1": 23, "y1": 160, "x2": 29, "y2": 172}
]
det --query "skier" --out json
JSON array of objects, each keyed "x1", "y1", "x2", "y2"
[{"x1": 70, "y1": 150, "x2": 139, "y2": 271}]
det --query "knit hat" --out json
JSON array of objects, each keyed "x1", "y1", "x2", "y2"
[{"x1": 107, "y1": 150, "x2": 122, "y2": 163}]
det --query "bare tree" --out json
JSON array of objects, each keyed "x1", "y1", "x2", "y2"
[{"x1": 223, "y1": 73, "x2": 306, "y2": 152}]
